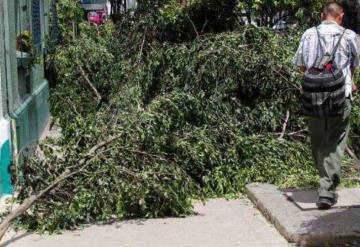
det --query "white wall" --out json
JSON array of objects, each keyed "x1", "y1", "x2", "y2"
[
  {"x1": 127, "y1": 0, "x2": 137, "y2": 10},
  {"x1": 0, "y1": 0, "x2": 4, "y2": 119},
  {"x1": 0, "y1": 119, "x2": 10, "y2": 148},
  {"x1": 0, "y1": 0, "x2": 12, "y2": 157}
]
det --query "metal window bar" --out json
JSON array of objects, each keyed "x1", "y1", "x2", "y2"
[{"x1": 48, "y1": 0, "x2": 59, "y2": 49}]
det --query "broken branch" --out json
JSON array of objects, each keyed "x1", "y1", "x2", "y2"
[
  {"x1": 0, "y1": 136, "x2": 118, "y2": 241},
  {"x1": 76, "y1": 62, "x2": 102, "y2": 102}
]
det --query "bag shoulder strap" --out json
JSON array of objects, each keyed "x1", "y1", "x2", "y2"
[
  {"x1": 314, "y1": 26, "x2": 346, "y2": 67},
  {"x1": 329, "y1": 28, "x2": 346, "y2": 62},
  {"x1": 315, "y1": 27, "x2": 325, "y2": 53}
]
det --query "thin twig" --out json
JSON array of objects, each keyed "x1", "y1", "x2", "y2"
[
  {"x1": 343, "y1": 177, "x2": 360, "y2": 182},
  {"x1": 278, "y1": 110, "x2": 290, "y2": 142},
  {"x1": 200, "y1": 20, "x2": 208, "y2": 34},
  {"x1": 186, "y1": 14, "x2": 200, "y2": 39},
  {"x1": 115, "y1": 146, "x2": 197, "y2": 184},
  {"x1": 137, "y1": 31, "x2": 147, "y2": 65},
  {"x1": 275, "y1": 128, "x2": 307, "y2": 138},
  {"x1": 286, "y1": 129, "x2": 308, "y2": 136},
  {"x1": 66, "y1": 97, "x2": 81, "y2": 116},
  {"x1": 273, "y1": 69, "x2": 301, "y2": 91},
  {"x1": 117, "y1": 146, "x2": 182, "y2": 170},
  {"x1": 40, "y1": 144, "x2": 65, "y2": 162}
]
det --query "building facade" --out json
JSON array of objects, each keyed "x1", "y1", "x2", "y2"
[{"x1": 0, "y1": 0, "x2": 52, "y2": 196}]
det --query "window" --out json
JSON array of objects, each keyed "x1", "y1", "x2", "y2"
[
  {"x1": 15, "y1": 0, "x2": 32, "y2": 101},
  {"x1": 31, "y1": 0, "x2": 41, "y2": 51}
]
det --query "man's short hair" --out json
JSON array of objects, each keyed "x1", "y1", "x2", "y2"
[{"x1": 323, "y1": 2, "x2": 344, "y2": 18}]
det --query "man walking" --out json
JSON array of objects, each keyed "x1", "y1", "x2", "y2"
[{"x1": 293, "y1": 2, "x2": 360, "y2": 210}]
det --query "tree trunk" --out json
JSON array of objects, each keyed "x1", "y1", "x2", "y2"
[
  {"x1": 246, "y1": 10, "x2": 252, "y2": 25},
  {"x1": 341, "y1": 0, "x2": 360, "y2": 33}
]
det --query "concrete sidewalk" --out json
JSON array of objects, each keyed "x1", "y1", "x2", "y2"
[{"x1": 1, "y1": 198, "x2": 289, "y2": 247}]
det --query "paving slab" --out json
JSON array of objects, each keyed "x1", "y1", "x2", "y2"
[
  {"x1": 245, "y1": 183, "x2": 360, "y2": 247},
  {"x1": 0, "y1": 198, "x2": 289, "y2": 247}
]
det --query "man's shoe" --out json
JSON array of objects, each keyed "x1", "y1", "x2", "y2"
[{"x1": 316, "y1": 197, "x2": 336, "y2": 210}]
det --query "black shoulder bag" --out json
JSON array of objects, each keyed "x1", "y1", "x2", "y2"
[{"x1": 302, "y1": 28, "x2": 347, "y2": 117}]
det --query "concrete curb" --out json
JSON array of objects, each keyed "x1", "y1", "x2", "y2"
[{"x1": 245, "y1": 183, "x2": 360, "y2": 247}]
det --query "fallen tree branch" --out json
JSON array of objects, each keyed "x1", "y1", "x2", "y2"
[
  {"x1": 76, "y1": 62, "x2": 102, "y2": 102},
  {"x1": 278, "y1": 110, "x2": 290, "y2": 143},
  {"x1": 0, "y1": 136, "x2": 118, "y2": 241},
  {"x1": 346, "y1": 147, "x2": 360, "y2": 165}
]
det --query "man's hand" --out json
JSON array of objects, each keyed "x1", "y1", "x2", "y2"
[{"x1": 352, "y1": 83, "x2": 358, "y2": 94}]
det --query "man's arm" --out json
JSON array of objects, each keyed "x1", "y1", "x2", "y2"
[
  {"x1": 351, "y1": 66, "x2": 358, "y2": 93},
  {"x1": 348, "y1": 33, "x2": 360, "y2": 93},
  {"x1": 292, "y1": 33, "x2": 307, "y2": 71}
]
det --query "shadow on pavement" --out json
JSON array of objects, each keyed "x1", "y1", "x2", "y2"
[
  {"x1": 298, "y1": 208, "x2": 360, "y2": 246},
  {"x1": 1, "y1": 232, "x2": 32, "y2": 247},
  {"x1": 281, "y1": 188, "x2": 318, "y2": 204}
]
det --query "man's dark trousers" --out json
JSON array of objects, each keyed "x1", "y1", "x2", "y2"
[{"x1": 307, "y1": 99, "x2": 351, "y2": 199}]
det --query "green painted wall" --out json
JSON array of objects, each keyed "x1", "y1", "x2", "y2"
[
  {"x1": 0, "y1": 0, "x2": 51, "y2": 196},
  {"x1": 13, "y1": 79, "x2": 49, "y2": 155},
  {"x1": 0, "y1": 140, "x2": 12, "y2": 195}
]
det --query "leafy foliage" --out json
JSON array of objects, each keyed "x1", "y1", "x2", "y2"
[
  {"x1": 11, "y1": 22, "x2": 322, "y2": 233},
  {"x1": 237, "y1": 0, "x2": 324, "y2": 26},
  {"x1": 56, "y1": 0, "x2": 83, "y2": 42}
]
